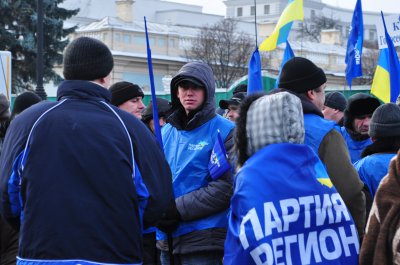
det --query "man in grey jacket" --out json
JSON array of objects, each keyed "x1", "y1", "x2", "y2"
[{"x1": 156, "y1": 61, "x2": 234, "y2": 264}]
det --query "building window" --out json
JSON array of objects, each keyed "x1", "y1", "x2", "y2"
[
  {"x1": 264, "y1": 5, "x2": 270, "y2": 14},
  {"x1": 158, "y1": 38, "x2": 165, "y2": 47},
  {"x1": 310, "y1": 10, "x2": 316, "y2": 20},
  {"x1": 369, "y1": 29, "x2": 375, "y2": 41},
  {"x1": 250, "y1": 6, "x2": 256, "y2": 16},
  {"x1": 114, "y1": 33, "x2": 121, "y2": 42},
  {"x1": 237, "y1": 7, "x2": 243, "y2": 17},
  {"x1": 169, "y1": 38, "x2": 176, "y2": 47},
  {"x1": 345, "y1": 26, "x2": 350, "y2": 37},
  {"x1": 123, "y1": 34, "x2": 131, "y2": 44}
]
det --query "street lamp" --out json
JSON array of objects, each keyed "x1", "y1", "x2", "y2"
[{"x1": 35, "y1": 0, "x2": 47, "y2": 100}]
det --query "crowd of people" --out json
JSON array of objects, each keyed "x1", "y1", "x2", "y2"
[{"x1": 0, "y1": 36, "x2": 399, "y2": 265}]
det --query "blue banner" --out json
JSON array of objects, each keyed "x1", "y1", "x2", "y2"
[
  {"x1": 247, "y1": 47, "x2": 263, "y2": 94},
  {"x1": 345, "y1": 0, "x2": 363, "y2": 88},
  {"x1": 275, "y1": 41, "x2": 295, "y2": 88},
  {"x1": 224, "y1": 143, "x2": 359, "y2": 265}
]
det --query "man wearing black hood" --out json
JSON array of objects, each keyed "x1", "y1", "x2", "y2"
[
  {"x1": 276, "y1": 57, "x2": 366, "y2": 238},
  {"x1": 156, "y1": 61, "x2": 235, "y2": 264},
  {"x1": 341, "y1": 93, "x2": 381, "y2": 163}
]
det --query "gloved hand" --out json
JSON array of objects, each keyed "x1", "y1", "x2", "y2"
[{"x1": 156, "y1": 201, "x2": 181, "y2": 233}]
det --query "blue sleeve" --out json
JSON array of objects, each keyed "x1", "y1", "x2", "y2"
[{"x1": 133, "y1": 163, "x2": 149, "y2": 232}]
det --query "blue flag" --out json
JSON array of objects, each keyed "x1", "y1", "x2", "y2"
[
  {"x1": 208, "y1": 130, "x2": 231, "y2": 181},
  {"x1": 345, "y1": 0, "x2": 363, "y2": 88},
  {"x1": 247, "y1": 47, "x2": 263, "y2": 94},
  {"x1": 144, "y1": 17, "x2": 163, "y2": 148},
  {"x1": 275, "y1": 41, "x2": 295, "y2": 88}
]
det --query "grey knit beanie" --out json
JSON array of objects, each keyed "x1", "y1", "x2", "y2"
[
  {"x1": 63, "y1": 37, "x2": 114, "y2": 80},
  {"x1": 324, "y1": 92, "x2": 347, "y2": 111},
  {"x1": 369, "y1": 103, "x2": 400, "y2": 138}
]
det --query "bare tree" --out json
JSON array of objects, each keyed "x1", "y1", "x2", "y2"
[
  {"x1": 185, "y1": 19, "x2": 254, "y2": 88},
  {"x1": 301, "y1": 16, "x2": 338, "y2": 42}
]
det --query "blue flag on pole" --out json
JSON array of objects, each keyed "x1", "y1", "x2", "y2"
[
  {"x1": 247, "y1": 47, "x2": 263, "y2": 94},
  {"x1": 144, "y1": 17, "x2": 163, "y2": 148},
  {"x1": 275, "y1": 41, "x2": 295, "y2": 88},
  {"x1": 345, "y1": 0, "x2": 363, "y2": 88},
  {"x1": 208, "y1": 130, "x2": 231, "y2": 181}
]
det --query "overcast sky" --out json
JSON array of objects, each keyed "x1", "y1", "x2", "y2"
[{"x1": 164, "y1": 0, "x2": 400, "y2": 16}]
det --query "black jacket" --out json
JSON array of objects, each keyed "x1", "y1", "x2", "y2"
[{"x1": 0, "y1": 81, "x2": 174, "y2": 264}]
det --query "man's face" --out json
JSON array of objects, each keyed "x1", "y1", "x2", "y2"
[
  {"x1": 353, "y1": 114, "x2": 372, "y2": 135},
  {"x1": 149, "y1": 117, "x2": 167, "y2": 133},
  {"x1": 314, "y1": 84, "x2": 326, "y2": 111},
  {"x1": 226, "y1": 105, "x2": 240, "y2": 122},
  {"x1": 177, "y1": 82, "x2": 205, "y2": 114},
  {"x1": 118, "y1": 97, "x2": 145, "y2": 119}
]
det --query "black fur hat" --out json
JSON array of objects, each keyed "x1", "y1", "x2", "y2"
[{"x1": 343, "y1": 93, "x2": 381, "y2": 130}]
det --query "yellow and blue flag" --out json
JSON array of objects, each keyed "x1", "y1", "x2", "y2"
[
  {"x1": 259, "y1": 0, "x2": 303, "y2": 51},
  {"x1": 345, "y1": 0, "x2": 363, "y2": 88},
  {"x1": 275, "y1": 41, "x2": 295, "y2": 88},
  {"x1": 371, "y1": 12, "x2": 400, "y2": 103},
  {"x1": 208, "y1": 130, "x2": 231, "y2": 180}
]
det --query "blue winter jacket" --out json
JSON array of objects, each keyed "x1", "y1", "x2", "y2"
[
  {"x1": 341, "y1": 128, "x2": 373, "y2": 164},
  {"x1": 354, "y1": 153, "x2": 396, "y2": 198},
  {"x1": 0, "y1": 81, "x2": 174, "y2": 265},
  {"x1": 225, "y1": 143, "x2": 359, "y2": 265}
]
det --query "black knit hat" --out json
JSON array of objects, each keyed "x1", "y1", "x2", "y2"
[
  {"x1": 278, "y1": 57, "x2": 327, "y2": 93},
  {"x1": 0, "y1": 94, "x2": 10, "y2": 119},
  {"x1": 11, "y1": 91, "x2": 41, "y2": 118},
  {"x1": 324, "y1": 92, "x2": 347, "y2": 112},
  {"x1": 142, "y1": 98, "x2": 172, "y2": 123},
  {"x1": 63, "y1": 37, "x2": 114, "y2": 81},
  {"x1": 369, "y1": 103, "x2": 400, "y2": 138},
  {"x1": 109, "y1": 81, "x2": 144, "y2": 106}
]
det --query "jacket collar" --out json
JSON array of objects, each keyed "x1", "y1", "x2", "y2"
[{"x1": 56, "y1": 80, "x2": 111, "y2": 102}]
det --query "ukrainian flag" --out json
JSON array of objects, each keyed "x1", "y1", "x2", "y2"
[
  {"x1": 371, "y1": 13, "x2": 400, "y2": 103},
  {"x1": 259, "y1": 0, "x2": 304, "y2": 51}
]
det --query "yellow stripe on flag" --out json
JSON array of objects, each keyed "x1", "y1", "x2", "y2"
[
  {"x1": 259, "y1": 0, "x2": 304, "y2": 51},
  {"x1": 371, "y1": 65, "x2": 390, "y2": 103}
]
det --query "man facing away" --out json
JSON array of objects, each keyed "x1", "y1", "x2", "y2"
[
  {"x1": 276, "y1": 57, "x2": 366, "y2": 238},
  {"x1": 0, "y1": 37, "x2": 174, "y2": 265},
  {"x1": 323, "y1": 91, "x2": 347, "y2": 126},
  {"x1": 156, "y1": 61, "x2": 235, "y2": 265}
]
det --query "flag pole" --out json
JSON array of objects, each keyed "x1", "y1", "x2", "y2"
[
  {"x1": 253, "y1": 0, "x2": 258, "y2": 47},
  {"x1": 144, "y1": 17, "x2": 163, "y2": 148},
  {"x1": 144, "y1": 16, "x2": 175, "y2": 265}
]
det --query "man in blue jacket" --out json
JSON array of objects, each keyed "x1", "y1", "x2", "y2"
[
  {"x1": 276, "y1": 57, "x2": 366, "y2": 238},
  {"x1": 341, "y1": 93, "x2": 381, "y2": 163},
  {"x1": 0, "y1": 37, "x2": 174, "y2": 265},
  {"x1": 156, "y1": 61, "x2": 235, "y2": 264}
]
